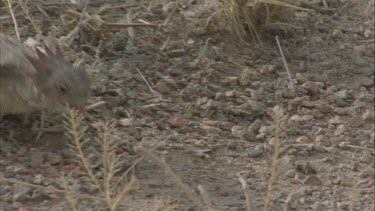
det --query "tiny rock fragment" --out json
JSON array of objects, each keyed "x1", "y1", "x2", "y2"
[
  {"x1": 291, "y1": 115, "x2": 303, "y2": 121},
  {"x1": 148, "y1": 179, "x2": 163, "y2": 188},
  {"x1": 286, "y1": 169, "x2": 297, "y2": 178},
  {"x1": 301, "y1": 101, "x2": 314, "y2": 108},
  {"x1": 301, "y1": 82, "x2": 319, "y2": 95},
  {"x1": 167, "y1": 117, "x2": 187, "y2": 128},
  {"x1": 296, "y1": 161, "x2": 317, "y2": 175},
  {"x1": 30, "y1": 153, "x2": 44, "y2": 168},
  {"x1": 329, "y1": 116, "x2": 345, "y2": 124},
  {"x1": 225, "y1": 90, "x2": 236, "y2": 97},
  {"x1": 215, "y1": 92, "x2": 226, "y2": 100},
  {"x1": 32, "y1": 174, "x2": 43, "y2": 184},
  {"x1": 153, "y1": 81, "x2": 170, "y2": 94},
  {"x1": 334, "y1": 125, "x2": 348, "y2": 136},
  {"x1": 314, "y1": 135, "x2": 331, "y2": 147},
  {"x1": 246, "y1": 145, "x2": 264, "y2": 157},
  {"x1": 289, "y1": 96, "x2": 310, "y2": 108},
  {"x1": 119, "y1": 118, "x2": 133, "y2": 127},
  {"x1": 292, "y1": 144, "x2": 314, "y2": 151},
  {"x1": 231, "y1": 126, "x2": 245, "y2": 137},
  {"x1": 238, "y1": 78, "x2": 249, "y2": 86},
  {"x1": 314, "y1": 101, "x2": 333, "y2": 113},
  {"x1": 332, "y1": 29, "x2": 344, "y2": 39},
  {"x1": 348, "y1": 116, "x2": 365, "y2": 128},
  {"x1": 302, "y1": 115, "x2": 314, "y2": 121},
  {"x1": 278, "y1": 156, "x2": 294, "y2": 174},
  {"x1": 304, "y1": 175, "x2": 322, "y2": 185},
  {"x1": 360, "y1": 77, "x2": 374, "y2": 87},
  {"x1": 296, "y1": 136, "x2": 310, "y2": 143},
  {"x1": 226, "y1": 140, "x2": 238, "y2": 150},
  {"x1": 335, "y1": 90, "x2": 349, "y2": 99},
  {"x1": 260, "y1": 64, "x2": 276, "y2": 75},
  {"x1": 241, "y1": 131, "x2": 257, "y2": 142},
  {"x1": 47, "y1": 153, "x2": 63, "y2": 165},
  {"x1": 248, "y1": 119, "x2": 262, "y2": 133},
  {"x1": 361, "y1": 110, "x2": 374, "y2": 121},
  {"x1": 204, "y1": 99, "x2": 220, "y2": 110},
  {"x1": 335, "y1": 107, "x2": 353, "y2": 115}
]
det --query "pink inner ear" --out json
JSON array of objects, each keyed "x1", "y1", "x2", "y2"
[
  {"x1": 34, "y1": 46, "x2": 47, "y2": 60},
  {"x1": 24, "y1": 53, "x2": 44, "y2": 72}
]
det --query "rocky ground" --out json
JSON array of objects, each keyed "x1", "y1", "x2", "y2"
[{"x1": 0, "y1": 0, "x2": 374, "y2": 210}]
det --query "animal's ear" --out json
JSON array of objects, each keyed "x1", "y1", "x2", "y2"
[
  {"x1": 34, "y1": 45, "x2": 48, "y2": 61},
  {"x1": 24, "y1": 52, "x2": 44, "y2": 72},
  {"x1": 43, "y1": 37, "x2": 64, "y2": 60},
  {"x1": 43, "y1": 42, "x2": 54, "y2": 57},
  {"x1": 24, "y1": 45, "x2": 51, "y2": 73}
]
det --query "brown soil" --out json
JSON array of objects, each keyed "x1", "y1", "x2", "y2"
[{"x1": 1, "y1": 0, "x2": 374, "y2": 210}]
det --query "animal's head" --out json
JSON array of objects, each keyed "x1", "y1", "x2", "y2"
[{"x1": 24, "y1": 42, "x2": 91, "y2": 111}]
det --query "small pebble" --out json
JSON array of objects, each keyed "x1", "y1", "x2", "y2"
[
  {"x1": 246, "y1": 145, "x2": 264, "y2": 157},
  {"x1": 332, "y1": 29, "x2": 344, "y2": 39},
  {"x1": 362, "y1": 110, "x2": 373, "y2": 121},
  {"x1": 335, "y1": 90, "x2": 349, "y2": 99},
  {"x1": 360, "y1": 77, "x2": 374, "y2": 87},
  {"x1": 119, "y1": 118, "x2": 133, "y2": 127},
  {"x1": 296, "y1": 136, "x2": 310, "y2": 143},
  {"x1": 153, "y1": 81, "x2": 170, "y2": 94},
  {"x1": 314, "y1": 102, "x2": 333, "y2": 113},
  {"x1": 301, "y1": 82, "x2": 320, "y2": 95},
  {"x1": 30, "y1": 153, "x2": 44, "y2": 168},
  {"x1": 348, "y1": 116, "x2": 365, "y2": 128},
  {"x1": 293, "y1": 144, "x2": 314, "y2": 151},
  {"x1": 304, "y1": 175, "x2": 322, "y2": 186},
  {"x1": 315, "y1": 135, "x2": 331, "y2": 147},
  {"x1": 334, "y1": 125, "x2": 348, "y2": 136},
  {"x1": 286, "y1": 169, "x2": 297, "y2": 178}
]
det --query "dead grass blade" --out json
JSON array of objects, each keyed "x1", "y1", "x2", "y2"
[
  {"x1": 275, "y1": 36, "x2": 295, "y2": 92},
  {"x1": 239, "y1": 176, "x2": 253, "y2": 211},
  {"x1": 6, "y1": 0, "x2": 20, "y2": 41}
]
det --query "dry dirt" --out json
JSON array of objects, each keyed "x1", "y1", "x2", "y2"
[{"x1": 0, "y1": 0, "x2": 374, "y2": 210}]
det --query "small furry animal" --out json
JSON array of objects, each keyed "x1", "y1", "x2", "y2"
[{"x1": 0, "y1": 33, "x2": 90, "y2": 113}]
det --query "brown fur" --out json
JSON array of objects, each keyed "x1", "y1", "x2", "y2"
[{"x1": 0, "y1": 33, "x2": 90, "y2": 114}]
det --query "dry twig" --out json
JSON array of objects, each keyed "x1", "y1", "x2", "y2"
[
  {"x1": 135, "y1": 67, "x2": 161, "y2": 98},
  {"x1": 275, "y1": 36, "x2": 295, "y2": 92},
  {"x1": 198, "y1": 185, "x2": 214, "y2": 211},
  {"x1": 6, "y1": 0, "x2": 20, "y2": 41},
  {"x1": 239, "y1": 176, "x2": 253, "y2": 211},
  {"x1": 67, "y1": 0, "x2": 90, "y2": 46}
]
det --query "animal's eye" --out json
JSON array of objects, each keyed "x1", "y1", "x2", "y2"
[{"x1": 57, "y1": 85, "x2": 68, "y2": 94}]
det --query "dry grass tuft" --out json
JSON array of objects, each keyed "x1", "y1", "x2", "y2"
[{"x1": 223, "y1": 0, "x2": 313, "y2": 44}]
